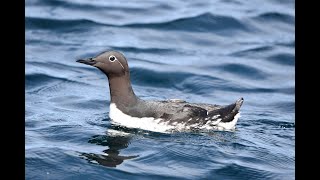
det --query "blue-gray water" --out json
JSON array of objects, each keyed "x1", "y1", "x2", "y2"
[{"x1": 25, "y1": 0, "x2": 295, "y2": 179}]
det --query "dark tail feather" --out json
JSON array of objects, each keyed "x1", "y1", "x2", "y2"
[{"x1": 208, "y1": 97, "x2": 244, "y2": 123}]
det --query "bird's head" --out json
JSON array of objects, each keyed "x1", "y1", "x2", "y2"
[{"x1": 77, "y1": 50, "x2": 129, "y2": 77}]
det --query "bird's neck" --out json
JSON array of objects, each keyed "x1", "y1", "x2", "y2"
[{"x1": 107, "y1": 74, "x2": 138, "y2": 108}]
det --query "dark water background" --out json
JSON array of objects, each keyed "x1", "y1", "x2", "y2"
[{"x1": 25, "y1": 0, "x2": 295, "y2": 179}]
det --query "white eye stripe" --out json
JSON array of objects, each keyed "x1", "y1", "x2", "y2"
[
  {"x1": 109, "y1": 55, "x2": 124, "y2": 70},
  {"x1": 117, "y1": 60, "x2": 125, "y2": 70}
]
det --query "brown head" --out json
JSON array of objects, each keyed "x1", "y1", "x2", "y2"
[
  {"x1": 76, "y1": 50, "x2": 138, "y2": 107},
  {"x1": 76, "y1": 51, "x2": 129, "y2": 78}
]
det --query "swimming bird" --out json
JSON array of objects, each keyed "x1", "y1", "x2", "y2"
[{"x1": 77, "y1": 51, "x2": 244, "y2": 132}]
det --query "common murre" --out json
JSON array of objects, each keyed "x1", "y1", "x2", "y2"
[{"x1": 77, "y1": 51, "x2": 244, "y2": 132}]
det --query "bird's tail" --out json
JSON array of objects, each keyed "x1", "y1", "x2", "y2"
[{"x1": 207, "y1": 97, "x2": 244, "y2": 123}]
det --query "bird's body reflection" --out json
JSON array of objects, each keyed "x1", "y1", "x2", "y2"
[{"x1": 81, "y1": 128, "x2": 139, "y2": 167}]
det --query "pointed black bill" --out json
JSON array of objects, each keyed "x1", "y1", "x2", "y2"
[{"x1": 76, "y1": 58, "x2": 97, "y2": 66}]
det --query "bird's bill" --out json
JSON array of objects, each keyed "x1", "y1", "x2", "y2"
[{"x1": 76, "y1": 58, "x2": 97, "y2": 66}]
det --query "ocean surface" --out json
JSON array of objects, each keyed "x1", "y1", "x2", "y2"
[{"x1": 25, "y1": 0, "x2": 295, "y2": 179}]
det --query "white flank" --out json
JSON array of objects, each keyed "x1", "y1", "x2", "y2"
[
  {"x1": 109, "y1": 103, "x2": 241, "y2": 133},
  {"x1": 109, "y1": 103, "x2": 174, "y2": 133},
  {"x1": 216, "y1": 112, "x2": 241, "y2": 130}
]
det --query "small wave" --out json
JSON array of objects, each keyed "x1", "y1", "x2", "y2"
[
  {"x1": 130, "y1": 67, "x2": 292, "y2": 95},
  {"x1": 253, "y1": 12, "x2": 295, "y2": 24},
  {"x1": 31, "y1": 0, "x2": 149, "y2": 12},
  {"x1": 125, "y1": 12, "x2": 252, "y2": 33},
  {"x1": 215, "y1": 63, "x2": 268, "y2": 80},
  {"x1": 26, "y1": 39, "x2": 82, "y2": 47},
  {"x1": 27, "y1": 61, "x2": 87, "y2": 70},
  {"x1": 175, "y1": 75, "x2": 222, "y2": 95},
  {"x1": 25, "y1": 17, "x2": 105, "y2": 31},
  {"x1": 276, "y1": 40, "x2": 295, "y2": 48},
  {"x1": 26, "y1": 12, "x2": 253, "y2": 34},
  {"x1": 26, "y1": 73, "x2": 68, "y2": 89},
  {"x1": 213, "y1": 163, "x2": 278, "y2": 179},
  {"x1": 25, "y1": 73, "x2": 92, "y2": 97},
  {"x1": 271, "y1": 101, "x2": 295, "y2": 113},
  {"x1": 26, "y1": 73, "x2": 87, "y2": 90},
  {"x1": 109, "y1": 46, "x2": 175, "y2": 55},
  {"x1": 26, "y1": 61, "x2": 99, "y2": 77},
  {"x1": 217, "y1": 86, "x2": 294, "y2": 94},
  {"x1": 256, "y1": 119, "x2": 295, "y2": 129},
  {"x1": 230, "y1": 46, "x2": 274, "y2": 57},
  {"x1": 49, "y1": 96, "x2": 107, "y2": 111},
  {"x1": 267, "y1": 53, "x2": 295, "y2": 66}
]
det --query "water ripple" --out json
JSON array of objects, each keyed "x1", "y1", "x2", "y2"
[
  {"x1": 267, "y1": 53, "x2": 295, "y2": 66},
  {"x1": 25, "y1": 17, "x2": 104, "y2": 31},
  {"x1": 253, "y1": 12, "x2": 295, "y2": 24},
  {"x1": 215, "y1": 63, "x2": 268, "y2": 80},
  {"x1": 126, "y1": 12, "x2": 252, "y2": 33}
]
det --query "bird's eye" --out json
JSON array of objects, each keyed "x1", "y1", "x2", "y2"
[{"x1": 109, "y1": 55, "x2": 116, "y2": 62}]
